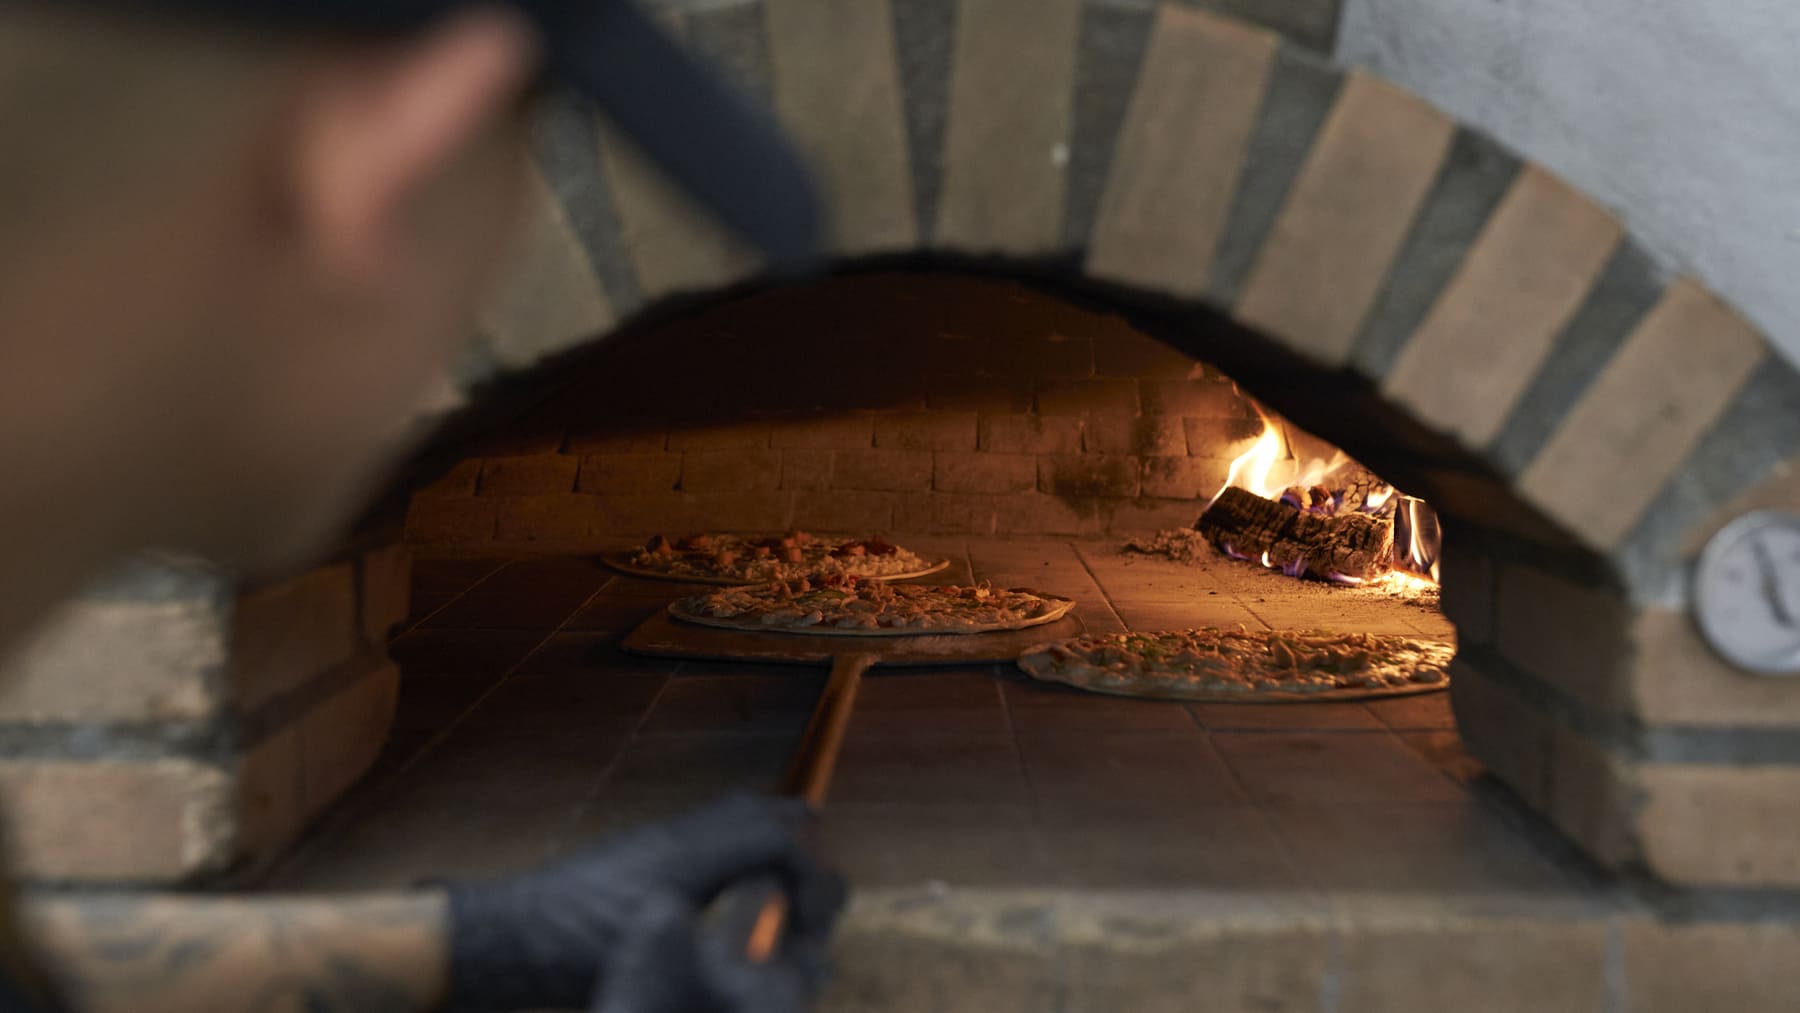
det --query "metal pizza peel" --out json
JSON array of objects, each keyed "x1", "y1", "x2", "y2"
[{"x1": 619, "y1": 600, "x2": 1088, "y2": 959}]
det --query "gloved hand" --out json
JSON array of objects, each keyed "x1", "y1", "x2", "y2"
[
  {"x1": 587, "y1": 891, "x2": 817, "y2": 1013},
  {"x1": 443, "y1": 794, "x2": 846, "y2": 1012}
]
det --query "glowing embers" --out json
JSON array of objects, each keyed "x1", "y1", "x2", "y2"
[{"x1": 1198, "y1": 405, "x2": 1441, "y2": 587}]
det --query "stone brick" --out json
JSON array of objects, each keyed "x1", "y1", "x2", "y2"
[
  {"x1": 576, "y1": 453, "x2": 682, "y2": 494},
  {"x1": 666, "y1": 424, "x2": 771, "y2": 451},
  {"x1": 925, "y1": 381, "x2": 1030, "y2": 415},
  {"x1": 1520, "y1": 278, "x2": 1767, "y2": 550},
  {"x1": 978, "y1": 415, "x2": 1084, "y2": 454},
  {"x1": 597, "y1": 116, "x2": 758, "y2": 300},
  {"x1": 922, "y1": 493, "x2": 999, "y2": 535},
  {"x1": 565, "y1": 429, "x2": 668, "y2": 454},
  {"x1": 236, "y1": 723, "x2": 302, "y2": 860},
  {"x1": 475, "y1": 454, "x2": 579, "y2": 496},
  {"x1": 872, "y1": 413, "x2": 978, "y2": 451},
  {"x1": 1140, "y1": 378, "x2": 1251, "y2": 417},
  {"x1": 1620, "y1": 919, "x2": 1800, "y2": 1012},
  {"x1": 413, "y1": 459, "x2": 481, "y2": 500},
  {"x1": 359, "y1": 544, "x2": 411, "y2": 646},
  {"x1": 1382, "y1": 166, "x2": 1623, "y2": 448},
  {"x1": 769, "y1": 415, "x2": 876, "y2": 450},
  {"x1": 1036, "y1": 379, "x2": 1140, "y2": 416},
  {"x1": 1493, "y1": 563, "x2": 1632, "y2": 712},
  {"x1": 1636, "y1": 765, "x2": 1800, "y2": 886},
  {"x1": 1435, "y1": 536, "x2": 1493, "y2": 646},
  {"x1": 1336, "y1": 919, "x2": 1609, "y2": 1013},
  {"x1": 1039, "y1": 455, "x2": 1141, "y2": 497},
  {"x1": 982, "y1": 336, "x2": 1094, "y2": 379},
  {"x1": 0, "y1": 759, "x2": 232, "y2": 882},
  {"x1": 300, "y1": 659, "x2": 399, "y2": 816},
  {"x1": 781, "y1": 449, "x2": 835, "y2": 490},
  {"x1": 833, "y1": 450, "x2": 934, "y2": 491},
  {"x1": 590, "y1": 492, "x2": 794, "y2": 536},
  {"x1": 1102, "y1": 498, "x2": 1207, "y2": 534},
  {"x1": 1628, "y1": 609, "x2": 1800, "y2": 727},
  {"x1": 1087, "y1": 5, "x2": 1278, "y2": 298},
  {"x1": 1544, "y1": 723, "x2": 1638, "y2": 868},
  {"x1": 1184, "y1": 416, "x2": 1270, "y2": 459},
  {"x1": 493, "y1": 494, "x2": 601, "y2": 542},
  {"x1": 1083, "y1": 414, "x2": 1187, "y2": 455},
  {"x1": 1236, "y1": 73, "x2": 1456, "y2": 366},
  {"x1": 933, "y1": 452, "x2": 1037, "y2": 494},
  {"x1": 1447, "y1": 659, "x2": 1548, "y2": 809},
  {"x1": 1090, "y1": 327, "x2": 1199, "y2": 380},
  {"x1": 791, "y1": 491, "x2": 895, "y2": 533},
  {"x1": 680, "y1": 450, "x2": 783, "y2": 493},
  {"x1": 765, "y1": 0, "x2": 915, "y2": 255},
  {"x1": 231, "y1": 564, "x2": 358, "y2": 714},
  {"x1": 889, "y1": 494, "x2": 936, "y2": 533},
  {"x1": 404, "y1": 497, "x2": 497, "y2": 544},
  {"x1": 0, "y1": 597, "x2": 225, "y2": 723},
  {"x1": 934, "y1": 0, "x2": 1080, "y2": 255},
  {"x1": 468, "y1": 427, "x2": 564, "y2": 458},
  {"x1": 1140, "y1": 456, "x2": 1229, "y2": 499}
]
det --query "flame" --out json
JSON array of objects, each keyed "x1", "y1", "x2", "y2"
[
  {"x1": 1363, "y1": 485, "x2": 1395, "y2": 513},
  {"x1": 1260, "y1": 550, "x2": 1272, "y2": 568},
  {"x1": 1396, "y1": 496, "x2": 1443, "y2": 584},
  {"x1": 1210, "y1": 406, "x2": 1287, "y2": 505}
]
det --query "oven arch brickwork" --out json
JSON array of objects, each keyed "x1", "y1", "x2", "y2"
[{"x1": 447, "y1": 0, "x2": 1800, "y2": 891}]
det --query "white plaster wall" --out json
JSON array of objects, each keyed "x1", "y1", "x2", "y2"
[{"x1": 1337, "y1": 0, "x2": 1800, "y2": 367}]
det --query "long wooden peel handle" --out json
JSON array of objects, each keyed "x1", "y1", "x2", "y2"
[{"x1": 742, "y1": 652, "x2": 875, "y2": 962}]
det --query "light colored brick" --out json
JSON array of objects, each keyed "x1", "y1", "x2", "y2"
[
  {"x1": 493, "y1": 494, "x2": 600, "y2": 542},
  {"x1": 766, "y1": 0, "x2": 915, "y2": 255},
  {"x1": 476, "y1": 454, "x2": 578, "y2": 496},
  {"x1": 890, "y1": 493, "x2": 936, "y2": 533},
  {"x1": 1545, "y1": 723, "x2": 1638, "y2": 868},
  {"x1": 680, "y1": 450, "x2": 783, "y2": 493},
  {"x1": 236, "y1": 722, "x2": 302, "y2": 860},
  {"x1": 873, "y1": 413, "x2": 978, "y2": 452},
  {"x1": 666, "y1": 424, "x2": 771, "y2": 451},
  {"x1": 1183, "y1": 416, "x2": 1269, "y2": 459},
  {"x1": 834, "y1": 450, "x2": 934, "y2": 492},
  {"x1": 0, "y1": 598, "x2": 224, "y2": 723},
  {"x1": 933, "y1": 452, "x2": 1037, "y2": 494},
  {"x1": 1636, "y1": 764, "x2": 1800, "y2": 886},
  {"x1": 1621, "y1": 919, "x2": 1800, "y2": 1012},
  {"x1": 781, "y1": 449, "x2": 835, "y2": 490},
  {"x1": 978, "y1": 415, "x2": 1084, "y2": 454},
  {"x1": 0, "y1": 759, "x2": 232, "y2": 882},
  {"x1": 300, "y1": 659, "x2": 399, "y2": 815},
  {"x1": 413, "y1": 459, "x2": 481, "y2": 500},
  {"x1": 404, "y1": 496, "x2": 496, "y2": 544},
  {"x1": 1236, "y1": 73, "x2": 1456, "y2": 366},
  {"x1": 923, "y1": 493, "x2": 999, "y2": 535},
  {"x1": 589, "y1": 492, "x2": 795, "y2": 536},
  {"x1": 1382, "y1": 166, "x2": 1623, "y2": 447},
  {"x1": 576, "y1": 453, "x2": 682, "y2": 494},
  {"x1": 996, "y1": 495, "x2": 1102, "y2": 536},
  {"x1": 1036, "y1": 379, "x2": 1140, "y2": 416},
  {"x1": 1083, "y1": 414, "x2": 1186, "y2": 455},
  {"x1": 1087, "y1": 5, "x2": 1277, "y2": 297},
  {"x1": 1101, "y1": 498, "x2": 1205, "y2": 534},
  {"x1": 1520, "y1": 278, "x2": 1768, "y2": 550},
  {"x1": 231, "y1": 564, "x2": 358, "y2": 714},
  {"x1": 478, "y1": 164, "x2": 614, "y2": 367},
  {"x1": 1628, "y1": 609, "x2": 1800, "y2": 727},
  {"x1": 597, "y1": 116, "x2": 757, "y2": 300},
  {"x1": 1140, "y1": 457, "x2": 1228, "y2": 499},
  {"x1": 934, "y1": 0, "x2": 1079, "y2": 255},
  {"x1": 1038, "y1": 455, "x2": 1141, "y2": 497},
  {"x1": 1493, "y1": 563, "x2": 1631, "y2": 712},
  {"x1": 1447, "y1": 659, "x2": 1548, "y2": 809},
  {"x1": 359, "y1": 544, "x2": 411, "y2": 645},
  {"x1": 791, "y1": 491, "x2": 895, "y2": 533},
  {"x1": 1337, "y1": 919, "x2": 1609, "y2": 1013},
  {"x1": 769, "y1": 415, "x2": 876, "y2": 450},
  {"x1": 1139, "y1": 378, "x2": 1250, "y2": 417}
]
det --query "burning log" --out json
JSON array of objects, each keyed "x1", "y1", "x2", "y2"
[{"x1": 1196, "y1": 487, "x2": 1395, "y2": 582}]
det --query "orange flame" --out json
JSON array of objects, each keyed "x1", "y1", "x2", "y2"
[
  {"x1": 1398, "y1": 496, "x2": 1442, "y2": 584},
  {"x1": 1210, "y1": 406, "x2": 1287, "y2": 505}
]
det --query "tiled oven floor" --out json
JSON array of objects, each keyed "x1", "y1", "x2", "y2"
[{"x1": 258, "y1": 537, "x2": 1609, "y2": 916}]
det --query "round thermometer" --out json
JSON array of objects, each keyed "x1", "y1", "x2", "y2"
[{"x1": 1694, "y1": 511, "x2": 1800, "y2": 676}]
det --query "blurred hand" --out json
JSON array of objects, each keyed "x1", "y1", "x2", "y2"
[{"x1": 443, "y1": 794, "x2": 845, "y2": 1012}]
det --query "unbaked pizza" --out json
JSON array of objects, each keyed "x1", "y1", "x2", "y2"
[
  {"x1": 605, "y1": 531, "x2": 948, "y2": 585},
  {"x1": 668, "y1": 576, "x2": 1075, "y2": 636},
  {"x1": 1018, "y1": 627, "x2": 1453, "y2": 702}
]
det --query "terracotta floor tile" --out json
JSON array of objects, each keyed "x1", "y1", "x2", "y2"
[
  {"x1": 410, "y1": 558, "x2": 508, "y2": 595},
  {"x1": 387, "y1": 628, "x2": 548, "y2": 678},
  {"x1": 830, "y1": 731, "x2": 1028, "y2": 806},
  {"x1": 474, "y1": 556, "x2": 615, "y2": 596},
  {"x1": 462, "y1": 671, "x2": 667, "y2": 734},
  {"x1": 1001, "y1": 675, "x2": 1198, "y2": 734},
  {"x1": 1213, "y1": 731, "x2": 1466, "y2": 804},
  {"x1": 602, "y1": 732, "x2": 796, "y2": 806},
  {"x1": 1033, "y1": 803, "x2": 1300, "y2": 890},
  {"x1": 822, "y1": 803, "x2": 1049, "y2": 887},
  {"x1": 509, "y1": 632, "x2": 680, "y2": 681},
  {"x1": 1398, "y1": 730, "x2": 1487, "y2": 784},
  {"x1": 388, "y1": 725, "x2": 626, "y2": 805},
  {"x1": 1364, "y1": 691, "x2": 1457, "y2": 730},
  {"x1": 388, "y1": 674, "x2": 500, "y2": 733},
  {"x1": 845, "y1": 668, "x2": 1010, "y2": 738},
  {"x1": 563, "y1": 595, "x2": 670, "y2": 634},
  {"x1": 639, "y1": 674, "x2": 823, "y2": 737},
  {"x1": 269, "y1": 792, "x2": 569, "y2": 891},
  {"x1": 417, "y1": 590, "x2": 593, "y2": 631},
  {"x1": 1189, "y1": 701, "x2": 1384, "y2": 732},
  {"x1": 1018, "y1": 729, "x2": 1247, "y2": 806},
  {"x1": 1110, "y1": 598, "x2": 1265, "y2": 631}
]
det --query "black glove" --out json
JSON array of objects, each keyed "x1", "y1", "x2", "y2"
[
  {"x1": 443, "y1": 794, "x2": 846, "y2": 1012},
  {"x1": 588, "y1": 891, "x2": 815, "y2": 1013}
]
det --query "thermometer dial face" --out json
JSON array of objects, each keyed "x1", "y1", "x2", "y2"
[{"x1": 1694, "y1": 512, "x2": 1800, "y2": 676}]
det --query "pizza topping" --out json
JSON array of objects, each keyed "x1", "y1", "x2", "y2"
[
  {"x1": 626, "y1": 530, "x2": 943, "y2": 584},
  {"x1": 673, "y1": 580, "x2": 1071, "y2": 635}
]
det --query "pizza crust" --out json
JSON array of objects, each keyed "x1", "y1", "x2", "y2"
[
  {"x1": 1017, "y1": 628, "x2": 1453, "y2": 703},
  {"x1": 603, "y1": 532, "x2": 949, "y2": 585},
  {"x1": 668, "y1": 582, "x2": 1076, "y2": 637}
]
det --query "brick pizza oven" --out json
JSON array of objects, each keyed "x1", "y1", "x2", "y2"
[{"x1": 5, "y1": 1, "x2": 1799, "y2": 1008}]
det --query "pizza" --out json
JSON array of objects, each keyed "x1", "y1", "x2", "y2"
[
  {"x1": 1018, "y1": 627, "x2": 1453, "y2": 702},
  {"x1": 605, "y1": 531, "x2": 948, "y2": 585},
  {"x1": 668, "y1": 575, "x2": 1075, "y2": 636}
]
